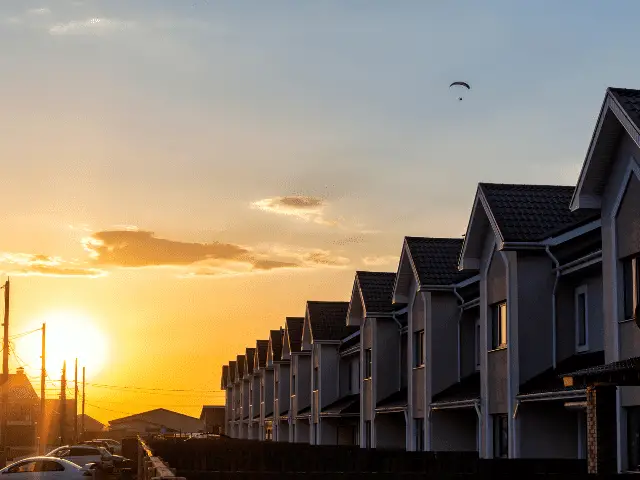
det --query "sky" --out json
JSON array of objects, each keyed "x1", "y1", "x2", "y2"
[{"x1": 1, "y1": 0, "x2": 640, "y2": 423}]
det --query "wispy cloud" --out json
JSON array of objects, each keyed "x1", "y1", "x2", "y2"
[
  {"x1": 49, "y1": 17, "x2": 135, "y2": 36},
  {"x1": 362, "y1": 255, "x2": 399, "y2": 267},
  {"x1": 0, "y1": 253, "x2": 105, "y2": 278},
  {"x1": 27, "y1": 7, "x2": 51, "y2": 15},
  {"x1": 251, "y1": 195, "x2": 341, "y2": 226}
]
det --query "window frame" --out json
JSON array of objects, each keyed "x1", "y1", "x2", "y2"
[
  {"x1": 313, "y1": 366, "x2": 319, "y2": 392},
  {"x1": 575, "y1": 285, "x2": 589, "y2": 352},
  {"x1": 474, "y1": 317, "x2": 481, "y2": 370},
  {"x1": 491, "y1": 302, "x2": 507, "y2": 350},
  {"x1": 413, "y1": 330, "x2": 425, "y2": 368},
  {"x1": 364, "y1": 348, "x2": 372, "y2": 379},
  {"x1": 291, "y1": 373, "x2": 296, "y2": 395}
]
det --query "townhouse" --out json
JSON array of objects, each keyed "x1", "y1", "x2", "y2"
[
  {"x1": 219, "y1": 87, "x2": 640, "y2": 471},
  {"x1": 267, "y1": 327, "x2": 291, "y2": 442},
  {"x1": 303, "y1": 301, "x2": 359, "y2": 446},
  {"x1": 221, "y1": 365, "x2": 231, "y2": 435},
  {"x1": 346, "y1": 271, "x2": 406, "y2": 450},
  {"x1": 254, "y1": 339, "x2": 272, "y2": 440}
]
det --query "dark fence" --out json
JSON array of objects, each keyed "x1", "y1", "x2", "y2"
[{"x1": 145, "y1": 437, "x2": 590, "y2": 477}]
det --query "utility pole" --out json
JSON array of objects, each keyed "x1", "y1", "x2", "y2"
[
  {"x1": 1, "y1": 278, "x2": 10, "y2": 455},
  {"x1": 60, "y1": 362, "x2": 66, "y2": 446},
  {"x1": 81, "y1": 367, "x2": 85, "y2": 439},
  {"x1": 74, "y1": 359, "x2": 78, "y2": 444},
  {"x1": 40, "y1": 323, "x2": 46, "y2": 454}
]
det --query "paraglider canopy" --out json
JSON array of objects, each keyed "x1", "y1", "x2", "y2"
[{"x1": 449, "y1": 81, "x2": 471, "y2": 101}]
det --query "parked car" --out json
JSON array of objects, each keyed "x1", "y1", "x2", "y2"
[
  {"x1": 92, "y1": 440, "x2": 121, "y2": 455},
  {"x1": 79, "y1": 441, "x2": 113, "y2": 454},
  {"x1": 45, "y1": 446, "x2": 113, "y2": 470},
  {"x1": 0, "y1": 456, "x2": 92, "y2": 479}
]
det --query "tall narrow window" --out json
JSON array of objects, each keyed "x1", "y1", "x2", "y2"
[
  {"x1": 414, "y1": 418, "x2": 424, "y2": 451},
  {"x1": 623, "y1": 257, "x2": 635, "y2": 320},
  {"x1": 313, "y1": 366, "x2": 319, "y2": 391},
  {"x1": 292, "y1": 374, "x2": 296, "y2": 395},
  {"x1": 492, "y1": 303, "x2": 507, "y2": 349},
  {"x1": 575, "y1": 285, "x2": 588, "y2": 352},
  {"x1": 364, "y1": 421, "x2": 372, "y2": 449},
  {"x1": 364, "y1": 349, "x2": 372, "y2": 379},
  {"x1": 348, "y1": 362, "x2": 352, "y2": 392},
  {"x1": 475, "y1": 318, "x2": 481, "y2": 370},
  {"x1": 413, "y1": 330, "x2": 425, "y2": 367},
  {"x1": 493, "y1": 414, "x2": 508, "y2": 458}
]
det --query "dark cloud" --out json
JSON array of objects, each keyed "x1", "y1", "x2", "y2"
[
  {"x1": 276, "y1": 196, "x2": 324, "y2": 209},
  {"x1": 0, "y1": 253, "x2": 105, "y2": 277}
]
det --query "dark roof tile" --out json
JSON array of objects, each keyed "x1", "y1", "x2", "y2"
[
  {"x1": 610, "y1": 87, "x2": 640, "y2": 128},
  {"x1": 431, "y1": 372, "x2": 480, "y2": 403},
  {"x1": 228, "y1": 361, "x2": 236, "y2": 382},
  {"x1": 236, "y1": 356, "x2": 245, "y2": 378},
  {"x1": 255, "y1": 340, "x2": 269, "y2": 368},
  {"x1": 286, "y1": 317, "x2": 305, "y2": 352},
  {"x1": 521, "y1": 351, "x2": 604, "y2": 394},
  {"x1": 405, "y1": 237, "x2": 471, "y2": 286},
  {"x1": 307, "y1": 301, "x2": 357, "y2": 341},
  {"x1": 221, "y1": 365, "x2": 229, "y2": 390},
  {"x1": 321, "y1": 393, "x2": 360, "y2": 416},
  {"x1": 355, "y1": 271, "x2": 396, "y2": 314},
  {"x1": 376, "y1": 388, "x2": 407, "y2": 411},
  {"x1": 245, "y1": 348, "x2": 256, "y2": 375},
  {"x1": 269, "y1": 329, "x2": 284, "y2": 362},
  {"x1": 479, "y1": 183, "x2": 598, "y2": 242}
]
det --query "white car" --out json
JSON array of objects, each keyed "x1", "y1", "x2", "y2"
[
  {"x1": 0, "y1": 456, "x2": 91, "y2": 479},
  {"x1": 92, "y1": 439, "x2": 121, "y2": 455},
  {"x1": 45, "y1": 446, "x2": 112, "y2": 469}
]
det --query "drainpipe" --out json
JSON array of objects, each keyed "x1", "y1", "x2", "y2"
[
  {"x1": 453, "y1": 288, "x2": 464, "y2": 382},
  {"x1": 545, "y1": 246, "x2": 560, "y2": 369}
]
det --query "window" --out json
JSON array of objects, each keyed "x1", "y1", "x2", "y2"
[
  {"x1": 414, "y1": 418, "x2": 424, "y2": 451},
  {"x1": 313, "y1": 366, "x2": 319, "y2": 391},
  {"x1": 493, "y1": 414, "x2": 508, "y2": 458},
  {"x1": 7, "y1": 461, "x2": 37, "y2": 473},
  {"x1": 364, "y1": 421, "x2": 372, "y2": 449},
  {"x1": 413, "y1": 330, "x2": 425, "y2": 367},
  {"x1": 364, "y1": 349, "x2": 372, "y2": 379},
  {"x1": 491, "y1": 303, "x2": 507, "y2": 349},
  {"x1": 292, "y1": 374, "x2": 296, "y2": 395},
  {"x1": 474, "y1": 318, "x2": 481, "y2": 370},
  {"x1": 41, "y1": 461, "x2": 65, "y2": 472},
  {"x1": 623, "y1": 256, "x2": 639, "y2": 321},
  {"x1": 575, "y1": 285, "x2": 588, "y2": 352},
  {"x1": 347, "y1": 363, "x2": 352, "y2": 392},
  {"x1": 628, "y1": 407, "x2": 640, "y2": 471},
  {"x1": 260, "y1": 382, "x2": 264, "y2": 401}
]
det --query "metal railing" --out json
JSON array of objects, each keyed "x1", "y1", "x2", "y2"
[{"x1": 137, "y1": 436, "x2": 184, "y2": 480}]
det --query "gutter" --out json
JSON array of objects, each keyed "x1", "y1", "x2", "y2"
[
  {"x1": 516, "y1": 389, "x2": 586, "y2": 402},
  {"x1": 545, "y1": 246, "x2": 560, "y2": 369},
  {"x1": 430, "y1": 398, "x2": 479, "y2": 410},
  {"x1": 500, "y1": 241, "x2": 547, "y2": 251},
  {"x1": 552, "y1": 250, "x2": 602, "y2": 274}
]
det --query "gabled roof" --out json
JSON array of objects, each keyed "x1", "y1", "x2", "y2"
[
  {"x1": 236, "y1": 355, "x2": 245, "y2": 379},
  {"x1": 572, "y1": 87, "x2": 640, "y2": 211},
  {"x1": 245, "y1": 348, "x2": 256, "y2": 376},
  {"x1": 285, "y1": 317, "x2": 305, "y2": 353},
  {"x1": 220, "y1": 365, "x2": 229, "y2": 390},
  {"x1": 306, "y1": 301, "x2": 356, "y2": 342},
  {"x1": 228, "y1": 361, "x2": 236, "y2": 383},
  {"x1": 268, "y1": 329, "x2": 284, "y2": 362},
  {"x1": 393, "y1": 237, "x2": 471, "y2": 303},
  {"x1": 356, "y1": 271, "x2": 396, "y2": 315},
  {"x1": 459, "y1": 183, "x2": 598, "y2": 270},
  {"x1": 255, "y1": 340, "x2": 269, "y2": 369}
]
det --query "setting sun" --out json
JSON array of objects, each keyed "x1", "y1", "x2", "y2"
[{"x1": 14, "y1": 311, "x2": 109, "y2": 381}]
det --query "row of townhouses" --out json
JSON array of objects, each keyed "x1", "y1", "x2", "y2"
[{"x1": 220, "y1": 87, "x2": 640, "y2": 472}]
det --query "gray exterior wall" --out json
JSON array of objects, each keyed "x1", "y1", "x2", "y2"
[
  {"x1": 516, "y1": 251, "x2": 555, "y2": 385},
  {"x1": 377, "y1": 318, "x2": 401, "y2": 402},
  {"x1": 431, "y1": 409, "x2": 477, "y2": 451},
  {"x1": 556, "y1": 269, "x2": 605, "y2": 362},
  {"x1": 460, "y1": 307, "x2": 480, "y2": 379},
  {"x1": 616, "y1": 174, "x2": 640, "y2": 259},
  {"x1": 411, "y1": 289, "x2": 425, "y2": 420},
  {"x1": 487, "y1": 249, "x2": 507, "y2": 305},
  {"x1": 430, "y1": 292, "x2": 461, "y2": 396},
  {"x1": 262, "y1": 369, "x2": 274, "y2": 416},
  {"x1": 488, "y1": 348, "x2": 507, "y2": 414},
  {"x1": 519, "y1": 403, "x2": 582, "y2": 459},
  {"x1": 319, "y1": 344, "x2": 340, "y2": 408}
]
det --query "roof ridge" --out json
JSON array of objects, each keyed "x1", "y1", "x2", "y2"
[
  {"x1": 404, "y1": 236, "x2": 462, "y2": 242},
  {"x1": 479, "y1": 182, "x2": 575, "y2": 189}
]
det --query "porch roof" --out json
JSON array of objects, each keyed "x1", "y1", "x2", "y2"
[
  {"x1": 563, "y1": 355, "x2": 640, "y2": 388},
  {"x1": 431, "y1": 372, "x2": 480, "y2": 403},
  {"x1": 375, "y1": 387, "x2": 407, "y2": 412},
  {"x1": 320, "y1": 393, "x2": 359, "y2": 417},
  {"x1": 520, "y1": 350, "x2": 604, "y2": 394}
]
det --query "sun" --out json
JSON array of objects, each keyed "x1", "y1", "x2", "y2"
[{"x1": 15, "y1": 311, "x2": 109, "y2": 381}]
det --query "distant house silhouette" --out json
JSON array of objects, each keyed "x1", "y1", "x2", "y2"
[
  {"x1": 200, "y1": 405, "x2": 225, "y2": 434},
  {"x1": 108, "y1": 408, "x2": 204, "y2": 435}
]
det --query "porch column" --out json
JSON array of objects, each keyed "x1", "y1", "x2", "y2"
[{"x1": 586, "y1": 385, "x2": 617, "y2": 474}]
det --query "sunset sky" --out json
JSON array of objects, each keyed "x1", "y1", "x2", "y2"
[{"x1": 2, "y1": 0, "x2": 640, "y2": 423}]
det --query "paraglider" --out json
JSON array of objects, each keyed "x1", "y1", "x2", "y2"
[{"x1": 449, "y1": 81, "x2": 471, "y2": 101}]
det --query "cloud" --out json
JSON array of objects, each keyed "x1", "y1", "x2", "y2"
[
  {"x1": 251, "y1": 195, "x2": 339, "y2": 226},
  {"x1": 362, "y1": 255, "x2": 399, "y2": 267},
  {"x1": 80, "y1": 230, "x2": 345, "y2": 277},
  {"x1": 49, "y1": 17, "x2": 135, "y2": 36},
  {"x1": 0, "y1": 253, "x2": 105, "y2": 278},
  {"x1": 27, "y1": 7, "x2": 51, "y2": 15}
]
